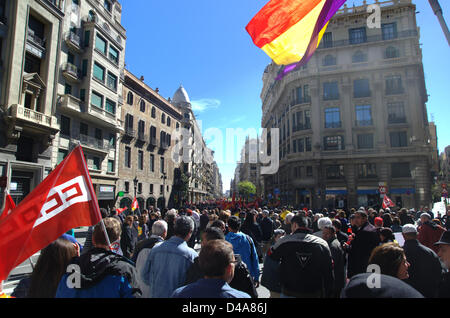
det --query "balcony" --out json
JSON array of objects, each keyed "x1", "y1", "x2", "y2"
[
  {"x1": 388, "y1": 116, "x2": 407, "y2": 124},
  {"x1": 137, "y1": 132, "x2": 148, "y2": 142},
  {"x1": 290, "y1": 97, "x2": 311, "y2": 106},
  {"x1": 65, "y1": 32, "x2": 83, "y2": 53},
  {"x1": 26, "y1": 29, "x2": 46, "y2": 59},
  {"x1": 62, "y1": 63, "x2": 81, "y2": 83},
  {"x1": 9, "y1": 104, "x2": 57, "y2": 130},
  {"x1": 149, "y1": 136, "x2": 157, "y2": 146},
  {"x1": 325, "y1": 121, "x2": 342, "y2": 129},
  {"x1": 160, "y1": 141, "x2": 169, "y2": 150},
  {"x1": 293, "y1": 123, "x2": 311, "y2": 132},
  {"x1": 124, "y1": 127, "x2": 136, "y2": 138},
  {"x1": 59, "y1": 94, "x2": 85, "y2": 113},
  {"x1": 355, "y1": 119, "x2": 373, "y2": 127}
]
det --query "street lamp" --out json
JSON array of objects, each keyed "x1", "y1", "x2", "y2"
[
  {"x1": 161, "y1": 172, "x2": 167, "y2": 208},
  {"x1": 429, "y1": 0, "x2": 450, "y2": 46},
  {"x1": 133, "y1": 176, "x2": 138, "y2": 198}
]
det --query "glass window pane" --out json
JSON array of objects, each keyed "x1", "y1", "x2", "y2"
[
  {"x1": 91, "y1": 91, "x2": 103, "y2": 108},
  {"x1": 93, "y1": 63, "x2": 105, "y2": 81},
  {"x1": 95, "y1": 34, "x2": 107, "y2": 54}
]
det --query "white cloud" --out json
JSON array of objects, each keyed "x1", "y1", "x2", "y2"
[{"x1": 191, "y1": 98, "x2": 221, "y2": 112}]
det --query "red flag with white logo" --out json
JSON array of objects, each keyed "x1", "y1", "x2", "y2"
[
  {"x1": 0, "y1": 146, "x2": 102, "y2": 282},
  {"x1": 382, "y1": 194, "x2": 395, "y2": 209},
  {"x1": 0, "y1": 192, "x2": 16, "y2": 222},
  {"x1": 116, "y1": 207, "x2": 127, "y2": 215}
]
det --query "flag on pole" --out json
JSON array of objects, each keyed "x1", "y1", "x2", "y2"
[
  {"x1": 246, "y1": 0, "x2": 346, "y2": 75},
  {"x1": 0, "y1": 146, "x2": 102, "y2": 282},
  {"x1": 131, "y1": 197, "x2": 139, "y2": 212},
  {"x1": 382, "y1": 195, "x2": 395, "y2": 209},
  {"x1": 0, "y1": 192, "x2": 16, "y2": 222},
  {"x1": 116, "y1": 207, "x2": 128, "y2": 215}
]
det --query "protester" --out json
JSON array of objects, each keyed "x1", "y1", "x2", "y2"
[
  {"x1": 346, "y1": 209, "x2": 380, "y2": 278},
  {"x1": 266, "y1": 215, "x2": 334, "y2": 298},
  {"x1": 121, "y1": 215, "x2": 137, "y2": 260},
  {"x1": 240, "y1": 210, "x2": 263, "y2": 262},
  {"x1": 12, "y1": 238, "x2": 78, "y2": 298},
  {"x1": 418, "y1": 212, "x2": 446, "y2": 253},
  {"x1": 225, "y1": 216, "x2": 260, "y2": 284},
  {"x1": 322, "y1": 225, "x2": 346, "y2": 298},
  {"x1": 260, "y1": 229, "x2": 285, "y2": 298},
  {"x1": 379, "y1": 227, "x2": 396, "y2": 244},
  {"x1": 313, "y1": 217, "x2": 332, "y2": 238},
  {"x1": 332, "y1": 219, "x2": 349, "y2": 246},
  {"x1": 165, "y1": 209, "x2": 178, "y2": 240},
  {"x1": 55, "y1": 217, "x2": 142, "y2": 298},
  {"x1": 260, "y1": 210, "x2": 274, "y2": 258},
  {"x1": 401, "y1": 224, "x2": 443, "y2": 298},
  {"x1": 185, "y1": 226, "x2": 258, "y2": 298},
  {"x1": 81, "y1": 208, "x2": 109, "y2": 255},
  {"x1": 368, "y1": 242, "x2": 410, "y2": 280},
  {"x1": 172, "y1": 240, "x2": 251, "y2": 298},
  {"x1": 391, "y1": 217, "x2": 403, "y2": 233},
  {"x1": 137, "y1": 214, "x2": 149, "y2": 241},
  {"x1": 435, "y1": 231, "x2": 450, "y2": 297},
  {"x1": 141, "y1": 216, "x2": 197, "y2": 298},
  {"x1": 283, "y1": 212, "x2": 295, "y2": 235}
]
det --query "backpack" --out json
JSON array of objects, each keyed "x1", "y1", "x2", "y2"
[{"x1": 230, "y1": 255, "x2": 258, "y2": 298}]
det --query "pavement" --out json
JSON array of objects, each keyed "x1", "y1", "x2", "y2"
[{"x1": 2, "y1": 227, "x2": 271, "y2": 298}]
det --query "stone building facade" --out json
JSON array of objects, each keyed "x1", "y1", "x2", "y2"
[{"x1": 261, "y1": 0, "x2": 438, "y2": 210}]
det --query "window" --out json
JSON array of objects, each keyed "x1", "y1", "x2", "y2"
[
  {"x1": 109, "y1": 133, "x2": 116, "y2": 148},
  {"x1": 150, "y1": 126, "x2": 157, "y2": 143},
  {"x1": 138, "y1": 183, "x2": 143, "y2": 194},
  {"x1": 80, "y1": 122, "x2": 88, "y2": 136},
  {"x1": 91, "y1": 91, "x2": 103, "y2": 108},
  {"x1": 61, "y1": 115, "x2": 71, "y2": 136},
  {"x1": 95, "y1": 34, "x2": 107, "y2": 55},
  {"x1": 57, "y1": 149, "x2": 68, "y2": 165},
  {"x1": 161, "y1": 113, "x2": 166, "y2": 124},
  {"x1": 386, "y1": 76, "x2": 404, "y2": 95},
  {"x1": 305, "y1": 137, "x2": 312, "y2": 152},
  {"x1": 306, "y1": 166, "x2": 313, "y2": 177},
  {"x1": 326, "y1": 165, "x2": 344, "y2": 179},
  {"x1": 67, "y1": 52, "x2": 75, "y2": 65},
  {"x1": 160, "y1": 157, "x2": 165, "y2": 173},
  {"x1": 125, "y1": 114, "x2": 134, "y2": 131},
  {"x1": 109, "y1": 45, "x2": 119, "y2": 64},
  {"x1": 104, "y1": 0, "x2": 112, "y2": 12},
  {"x1": 324, "y1": 136, "x2": 344, "y2": 151},
  {"x1": 138, "y1": 120, "x2": 145, "y2": 139},
  {"x1": 107, "y1": 160, "x2": 115, "y2": 173},
  {"x1": 388, "y1": 102, "x2": 406, "y2": 124},
  {"x1": 125, "y1": 147, "x2": 131, "y2": 168},
  {"x1": 84, "y1": 30, "x2": 90, "y2": 48},
  {"x1": 297, "y1": 139, "x2": 304, "y2": 153},
  {"x1": 390, "y1": 131, "x2": 408, "y2": 148},
  {"x1": 106, "y1": 72, "x2": 117, "y2": 91},
  {"x1": 382, "y1": 23, "x2": 397, "y2": 40},
  {"x1": 323, "y1": 82, "x2": 339, "y2": 100},
  {"x1": 93, "y1": 62, "x2": 105, "y2": 82},
  {"x1": 325, "y1": 108, "x2": 341, "y2": 128},
  {"x1": 140, "y1": 100, "x2": 145, "y2": 112},
  {"x1": 138, "y1": 150, "x2": 144, "y2": 170},
  {"x1": 357, "y1": 134, "x2": 374, "y2": 149},
  {"x1": 323, "y1": 54, "x2": 336, "y2": 66},
  {"x1": 127, "y1": 92, "x2": 133, "y2": 105},
  {"x1": 352, "y1": 50, "x2": 367, "y2": 63},
  {"x1": 358, "y1": 164, "x2": 377, "y2": 178},
  {"x1": 295, "y1": 85, "x2": 310, "y2": 104},
  {"x1": 151, "y1": 107, "x2": 156, "y2": 118},
  {"x1": 167, "y1": 117, "x2": 171, "y2": 127},
  {"x1": 160, "y1": 185, "x2": 164, "y2": 194},
  {"x1": 92, "y1": 157, "x2": 101, "y2": 170},
  {"x1": 149, "y1": 184, "x2": 154, "y2": 194},
  {"x1": 95, "y1": 128, "x2": 102, "y2": 140},
  {"x1": 385, "y1": 46, "x2": 399, "y2": 59},
  {"x1": 355, "y1": 105, "x2": 372, "y2": 126},
  {"x1": 150, "y1": 154, "x2": 155, "y2": 172},
  {"x1": 64, "y1": 83, "x2": 72, "y2": 95},
  {"x1": 105, "y1": 99, "x2": 116, "y2": 114},
  {"x1": 349, "y1": 27, "x2": 366, "y2": 44},
  {"x1": 354, "y1": 79, "x2": 371, "y2": 98},
  {"x1": 391, "y1": 163, "x2": 411, "y2": 178},
  {"x1": 322, "y1": 32, "x2": 333, "y2": 48}
]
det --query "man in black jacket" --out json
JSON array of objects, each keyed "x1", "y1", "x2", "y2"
[
  {"x1": 347, "y1": 209, "x2": 380, "y2": 278},
  {"x1": 401, "y1": 224, "x2": 444, "y2": 298},
  {"x1": 323, "y1": 225, "x2": 346, "y2": 297},
  {"x1": 267, "y1": 215, "x2": 334, "y2": 298},
  {"x1": 435, "y1": 230, "x2": 450, "y2": 297},
  {"x1": 260, "y1": 210, "x2": 274, "y2": 258},
  {"x1": 185, "y1": 226, "x2": 258, "y2": 298}
]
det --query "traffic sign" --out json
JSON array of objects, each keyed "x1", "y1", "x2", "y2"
[{"x1": 379, "y1": 186, "x2": 387, "y2": 195}]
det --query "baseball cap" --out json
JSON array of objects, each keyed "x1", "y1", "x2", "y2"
[
  {"x1": 420, "y1": 213, "x2": 431, "y2": 220},
  {"x1": 402, "y1": 224, "x2": 418, "y2": 234}
]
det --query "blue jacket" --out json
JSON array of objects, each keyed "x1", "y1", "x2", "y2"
[
  {"x1": 225, "y1": 231, "x2": 260, "y2": 282},
  {"x1": 172, "y1": 278, "x2": 250, "y2": 298},
  {"x1": 55, "y1": 248, "x2": 141, "y2": 298},
  {"x1": 142, "y1": 236, "x2": 197, "y2": 298}
]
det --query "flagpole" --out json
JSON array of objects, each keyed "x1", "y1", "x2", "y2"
[{"x1": 100, "y1": 218, "x2": 112, "y2": 248}]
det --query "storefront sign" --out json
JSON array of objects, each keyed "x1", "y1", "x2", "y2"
[{"x1": 98, "y1": 185, "x2": 115, "y2": 200}]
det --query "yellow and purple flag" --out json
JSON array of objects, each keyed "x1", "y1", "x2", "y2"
[{"x1": 246, "y1": 0, "x2": 346, "y2": 79}]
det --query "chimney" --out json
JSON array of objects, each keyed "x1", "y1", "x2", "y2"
[
  {"x1": 155, "y1": 88, "x2": 159, "y2": 94},
  {"x1": 140, "y1": 76, "x2": 144, "y2": 81}
]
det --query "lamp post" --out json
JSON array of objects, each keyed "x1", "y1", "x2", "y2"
[
  {"x1": 429, "y1": 0, "x2": 450, "y2": 46},
  {"x1": 161, "y1": 172, "x2": 167, "y2": 209}
]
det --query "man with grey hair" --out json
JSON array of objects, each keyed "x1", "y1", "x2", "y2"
[
  {"x1": 260, "y1": 209, "x2": 274, "y2": 258},
  {"x1": 313, "y1": 217, "x2": 332, "y2": 238},
  {"x1": 134, "y1": 220, "x2": 168, "y2": 297},
  {"x1": 142, "y1": 216, "x2": 198, "y2": 298},
  {"x1": 418, "y1": 212, "x2": 446, "y2": 253}
]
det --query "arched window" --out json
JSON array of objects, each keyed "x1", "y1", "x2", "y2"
[
  {"x1": 151, "y1": 106, "x2": 156, "y2": 118},
  {"x1": 127, "y1": 92, "x2": 133, "y2": 105},
  {"x1": 352, "y1": 50, "x2": 367, "y2": 63},
  {"x1": 140, "y1": 99, "x2": 145, "y2": 112},
  {"x1": 385, "y1": 46, "x2": 399, "y2": 59},
  {"x1": 323, "y1": 55, "x2": 336, "y2": 66}
]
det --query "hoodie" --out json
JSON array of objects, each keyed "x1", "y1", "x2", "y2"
[
  {"x1": 55, "y1": 248, "x2": 142, "y2": 298},
  {"x1": 225, "y1": 231, "x2": 260, "y2": 282}
]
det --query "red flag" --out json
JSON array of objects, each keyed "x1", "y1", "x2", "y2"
[
  {"x1": 382, "y1": 195, "x2": 395, "y2": 209},
  {"x1": 131, "y1": 198, "x2": 138, "y2": 212},
  {"x1": 116, "y1": 207, "x2": 127, "y2": 215},
  {"x1": 0, "y1": 192, "x2": 16, "y2": 222},
  {"x1": 0, "y1": 146, "x2": 102, "y2": 282}
]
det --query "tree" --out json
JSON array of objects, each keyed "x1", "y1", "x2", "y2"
[{"x1": 238, "y1": 181, "x2": 256, "y2": 201}]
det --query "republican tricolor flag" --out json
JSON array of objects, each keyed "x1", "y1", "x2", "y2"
[
  {"x1": 0, "y1": 146, "x2": 102, "y2": 282},
  {"x1": 246, "y1": 0, "x2": 346, "y2": 78}
]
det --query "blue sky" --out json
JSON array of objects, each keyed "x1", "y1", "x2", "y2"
[{"x1": 121, "y1": 0, "x2": 450, "y2": 192}]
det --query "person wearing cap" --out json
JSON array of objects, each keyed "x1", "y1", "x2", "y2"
[
  {"x1": 402, "y1": 224, "x2": 444, "y2": 298},
  {"x1": 435, "y1": 231, "x2": 450, "y2": 297},
  {"x1": 418, "y1": 212, "x2": 446, "y2": 254}
]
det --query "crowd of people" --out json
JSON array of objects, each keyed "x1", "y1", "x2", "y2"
[{"x1": 8, "y1": 203, "x2": 450, "y2": 298}]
